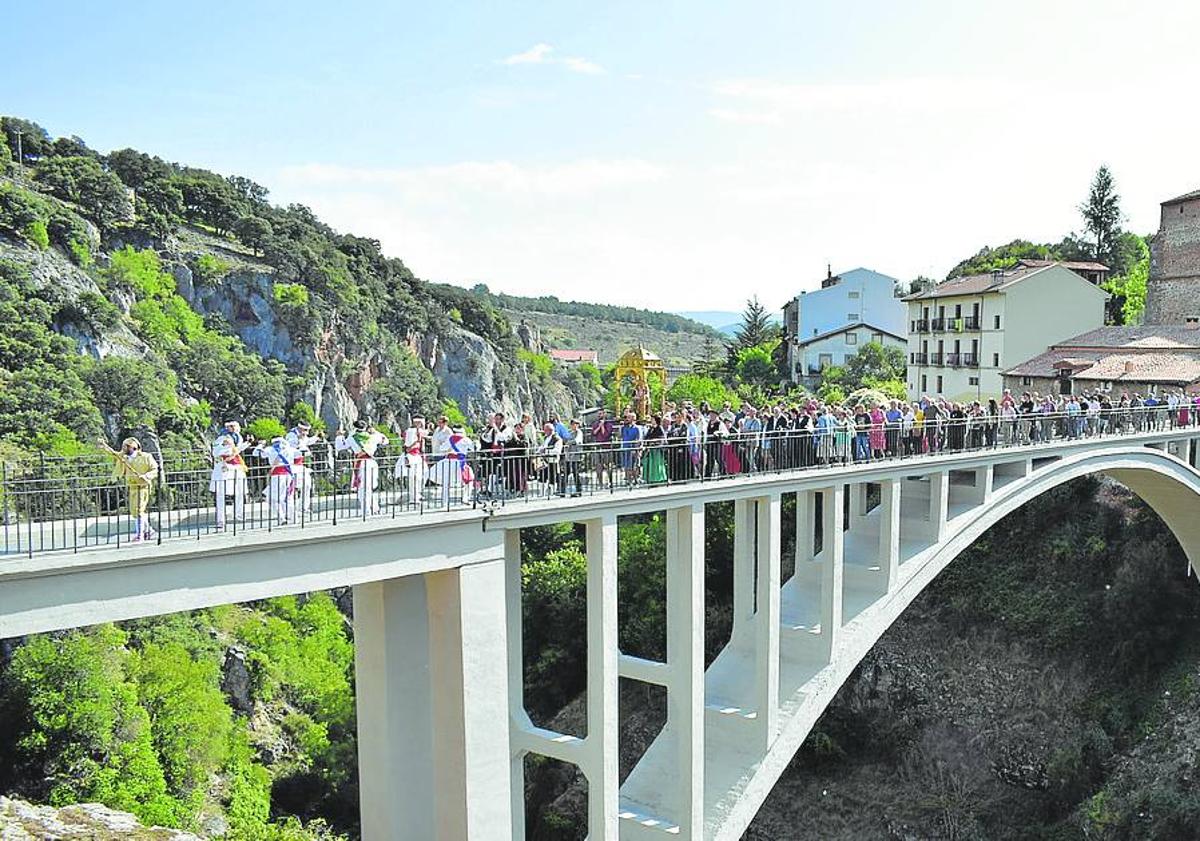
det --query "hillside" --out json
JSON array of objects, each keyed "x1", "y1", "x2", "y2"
[{"x1": 503, "y1": 307, "x2": 717, "y2": 367}]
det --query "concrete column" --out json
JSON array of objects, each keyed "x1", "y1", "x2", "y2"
[
  {"x1": 848, "y1": 482, "x2": 868, "y2": 521},
  {"x1": 972, "y1": 465, "x2": 994, "y2": 505},
  {"x1": 928, "y1": 470, "x2": 949, "y2": 541},
  {"x1": 754, "y1": 494, "x2": 781, "y2": 749},
  {"x1": 355, "y1": 577, "x2": 435, "y2": 841},
  {"x1": 878, "y1": 479, "x2": 901, "y2": 591},
  {"x1": 795, "y1": 489, "x2": 816, "y2": 568},
  {"x1": 820, "y1": 485, "x2": 845, "y2": 654},
  {"x1": 585, "y1": 514, "x2": 619, "y2": 841},
  {"x1": 733, "y1": 498, "x2": 755, "y2": 628},
  {"x1": 355, "y1": 562, "x2": 512, "y2": 841},
  {"x1": 666, "y1": 503, "x2": 705, "y2": 838},
  {"x1": 426, "y1": 561, "x2": 513, "y2": 840},
  {"x1": 504, "y1": 529, "x2": 529, "y2": 839}
]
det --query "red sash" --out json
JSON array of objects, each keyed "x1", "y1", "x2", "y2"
[{"x1": 351, "y1": 451, "x2": 371, "y2": 490}]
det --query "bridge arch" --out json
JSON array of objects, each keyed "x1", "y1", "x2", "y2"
[{"x1": 715, "y1": 447, "x2": 1200, "y2": 839}]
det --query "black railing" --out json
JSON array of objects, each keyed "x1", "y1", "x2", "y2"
[
  {"x1": 0, "y1": 406, "x2": 1195, "y2": 559},
  {"x1": 915, "y1": 319, "x2": 930, "y2": 333},
  {"x1": 931, "y1": 318, "x2": 946, "y2": 331},
  {"x1": 964, "y1": 315, "x2": 981, "y2": 330},
  {"x1": 912, "y1": 353, "x2": 929, "y2": 365},
  {"x1": 930, "y1": 352, "x2": 945, "y2": 365}
]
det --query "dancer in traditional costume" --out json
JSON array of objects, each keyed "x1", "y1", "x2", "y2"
[
  {"x1": 254, "y1": 436, "x2": 302, "y2": 525},
  {"x1": 335, "y1": 420, "x2": 389, "y2": 515},
  {"x1": 394, "y1": 416, "x2": 427, "y2": 504},
  {"x1": 285, "y1": 422, "x2": 321, "y2": 516},
  {"x1": 211, "y1": 421, "x2": 251, "y2": 527},
  {"x1": 99, "y1": 437, "x2": 159, "y2": 542},
  {"x1": 428, "y1": 427, "x2": 475, "y2": 507}
]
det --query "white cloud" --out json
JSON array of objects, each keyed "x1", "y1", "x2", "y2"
[
  {"x1": 501, "y1": 43, "x2": 554, "y2": 66},
  {"x1": 499, "y1": 43, "x2": 605, "y2": 75}
]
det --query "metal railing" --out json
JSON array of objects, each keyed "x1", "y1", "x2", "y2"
[
  {"x1": 931, "y1": 318, "x2": 946, "y2": 331},
  {"x1": 1, "y1": 406, "x2": 1196, "y2": 558}
]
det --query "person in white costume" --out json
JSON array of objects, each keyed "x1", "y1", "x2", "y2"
[
  {"x1": 429, "y1": 415, "x2": 453, "y2": 457},
  {"x1": 335, "y1": 419, "x2": 390, "y2": 515},
  {"x1": 254, "y1": 436, "x2": 302, "y2": 525},
  {"x1": 428, "y1": 427, "x2": 475, "y2": 507},
  {"x1": 285, "y1": 422, "x2": 321, "y2": 516},
  {"x1": 210, "y1": 421, "x2": 252, "y2": 527},
  {"x1": 394, "y1": 416, "x2": 427, "y2": 504}
]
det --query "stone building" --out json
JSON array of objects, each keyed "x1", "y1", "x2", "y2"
[
  {"x1": 1003, "y1": 325, "x2": 1200, "y2": 397},
  {"x1": 1146, "y1": 188, "x2": 1200, "y2": 325}
]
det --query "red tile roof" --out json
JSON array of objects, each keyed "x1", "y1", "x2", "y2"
[{"x1": 1005, "y1": 326, "x2": 1200, "y2": 384}]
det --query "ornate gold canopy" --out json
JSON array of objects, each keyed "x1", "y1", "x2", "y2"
[{"x1": 613, "y1": 346, "x2": 667, "y2": 419}]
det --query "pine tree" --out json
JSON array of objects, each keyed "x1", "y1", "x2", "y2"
[
  {"x1": 732, "y1": 296, "x2": 775, "y2": 351},
  {"x1": 1079, "y1": 165, "x2": 1124, "y2": 269}
]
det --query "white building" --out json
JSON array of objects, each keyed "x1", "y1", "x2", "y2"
[
  {"x1": 782, "y1": 267, "x2": 906, "y2": 385},
  {"x1": 792, "y1": 321, "x2": 907, "y2": 388},
  {"x1": 904, "y1": 263, "x2": 1107, "y2": 402}
]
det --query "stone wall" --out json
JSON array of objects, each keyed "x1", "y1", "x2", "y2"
[{"x1": 1147, "y1": 196, "x2": 1200, "y2": 324}]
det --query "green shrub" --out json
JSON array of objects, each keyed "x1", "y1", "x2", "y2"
[
  {"x1": 273, "y1": 282, "x2": 309, "y2": 308},
  {"x1": 23, "y1": 219, "x2": 49, "y2": 249},
  {"x1": 68, "y1": 238, "x2": 92, "y2": 266},
  {"x1": 246, "y1": 417, "x2": 287, "y2": 441},
  {"x1": 194, "y1": 253, "x2": 230, "y2": 285}
]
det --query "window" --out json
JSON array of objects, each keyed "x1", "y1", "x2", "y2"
[
  {"x1": 921, "y1": 374, "x2": 928, "y2": 391},
  {"x1": 845, "y1": 332, "x2": 858, "y2": 345},
  {"x1": 818, "y1": 353, "x2": 834, "y2": 369},
  {"x1": 969, "y1": 377, "x2": 979, "y2": 386},
  {"x1": 954, "y1": 303, "x2": 962, "y2": 318},
  {"x1": 1022, "y1": 376, "x2": 1032, "y2": 386},
  {"x1": 848, "y1": 291, "x2": 860, "y2": 299},
  {"x1": 992, "y1": 353, "x2": 1000, "y2": 367},
  {"x1": 910, "y1": 353, "x2": 915, "y2": 363},
  {"x1": 872, "y1": 332, "x2": 883, "y2": 343},
  {"x1": 994, "y1": 314, "x2": 1001, "y2": 329},
  {"x1": 848, "y1": 312, "x2": 860, "y2": 321},
  {"x1": 936, "y1": 375, "x2": 943, "y2": 393}
]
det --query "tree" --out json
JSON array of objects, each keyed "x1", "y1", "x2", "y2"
[
  {"x1": 844, "y1": 341, "x2": 906, "y2": 387},
  {"x1": 0, "y1": 117, "x2": 52, "y2": 164},
  {"x1": 233, "y1": 215, "x2": 273, "y2": 256},
  {"x1": 734, "y1": 344, "x2": 777, "y2": 387},
  {"x1": 34, "y1": 156, "x2": 132, "y2": 231},
  {"x1": 731, "y1": 296, "x2": 777, "y2": 351},
  {"x1": 1102, "y1": 235, "x2": 1150, "y2": 325},
  {"x1": 1079, "y1": 165, "x2": 1124, "y2": 270},
  {"x1": 666, "y1": 373, "x2": 738, "y2": 409}
]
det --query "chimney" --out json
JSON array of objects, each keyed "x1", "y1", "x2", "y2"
[{"x1": 827, "y1": 263, "x2": 832, "y2": 280}]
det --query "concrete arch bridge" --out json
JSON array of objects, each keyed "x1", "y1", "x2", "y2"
[{"x1": 1, "y1": 431, "x2": 1199, "y2": 839}]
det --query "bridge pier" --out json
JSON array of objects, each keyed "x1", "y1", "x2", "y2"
[
  {"x1": 819, "y1": 485, "x2": 845, "y2": 656},
  {"x1": 927, "y1": 470, "x2": 949, "y2": 541},
  {"x1": 878, "y1": 478, "x2": 901, "y2": 591},
  {"x1": 666, "y1": 503, "x2": 706, "y2": 837},
  {"x1": 354, "y1": 558, "x2": 512, "y2": 841}
]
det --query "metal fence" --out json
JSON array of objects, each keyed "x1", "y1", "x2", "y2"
[{"x1": 1, "y1": 405, "x2": 1196, "y2": 558}]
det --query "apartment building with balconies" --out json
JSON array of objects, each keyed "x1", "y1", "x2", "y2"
[{"x1": 904, "y1": 263, "x2": 1107, "y2": 401}]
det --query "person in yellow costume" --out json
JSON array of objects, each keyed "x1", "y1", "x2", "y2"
[{"x1": 99, "y1": 436, "x2": 160, "y2": 542}]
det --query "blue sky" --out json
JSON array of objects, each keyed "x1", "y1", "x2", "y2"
[{"x1": 4, "y1": 1, "x2": 1199, "y2": 310}]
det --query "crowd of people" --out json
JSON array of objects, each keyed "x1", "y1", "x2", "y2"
[{"x1": 96, "y1": 388, "x2": 1200, "y2": 538}]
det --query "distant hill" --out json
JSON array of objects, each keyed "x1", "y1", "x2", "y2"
[
  {"x1": 461, "y1": 286, "x2": 720, "y2": 337},
  {"x1": 677, "y1": 310, "x2": 782, "y2": 337}
]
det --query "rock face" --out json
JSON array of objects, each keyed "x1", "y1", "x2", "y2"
[
  {"x1": 0, "y1": 796, "x2": 201, "y2": 840},
  {"x1": 220, "y1": 646, "x2": 254, "y2": 715},
  {"x1": 0, "y1": 234, "x2": 147, "y2": 360}
]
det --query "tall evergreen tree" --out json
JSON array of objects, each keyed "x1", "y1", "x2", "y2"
[
  {"x1": 731, "y1": 296, "x2": 776, "y2": 350},
  {"x1": 1079, "y1": 165, "x2": 1124, "y2": 270}
]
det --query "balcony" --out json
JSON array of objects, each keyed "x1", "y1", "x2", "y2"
[
  {"x1": 946, "y1": 352, "x2": 962, "y2": 367},
  {"x1": 964, "y1": 315, "x2": 981, "y2": 330},
  {"x1": 915, "y1": 319, "x2": 930, "y2": 333},
  {"x1": 931, "y1": 318, "x2": 946, "y2": 331},
  {"x1": 912, "y1": 352, "x2": 929, "y2": 365},
  {"x1": 929, "y1": 352, "x2": 944, "y2": 366},
  {"x1": 962, "y1": 353, "x2": 980, "y2": 368}
]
